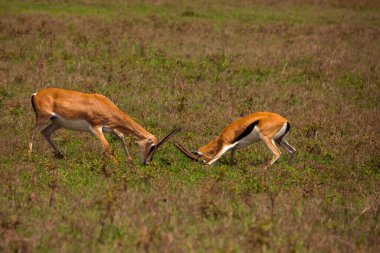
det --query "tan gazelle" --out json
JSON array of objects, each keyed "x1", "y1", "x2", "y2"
[
  {"x1": 29, "y1": 88, "x2": 179, "y2": 164},
  {"x1": 174, "y1": 112, "x2": 295, "y2": 166}
]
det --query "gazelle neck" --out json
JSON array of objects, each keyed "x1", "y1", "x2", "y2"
[
  {"x1": 117, "y1": 113, "x2": 156, "y2": 143},
  {"x1": 198, "y1": 137, "x2": 220, "y2": 161}
]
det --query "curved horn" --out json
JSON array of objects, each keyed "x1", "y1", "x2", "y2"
[
  {"x1": 146, "y1": 128, "x2": 180, "y2": 162},
  {"x1": 156, "y1": 128, "x2": 181, "y2": 149},
  {"x1": 173, "y1": 141, "x2": 202, "y2": 162}
]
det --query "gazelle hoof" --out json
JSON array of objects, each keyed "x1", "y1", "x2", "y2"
[
  {"x1": 54, "y1": 152, "x2": 64, "y2": 159},
  {"x1": 111, "y1": 156, "x2": 119, "y2": 164}
]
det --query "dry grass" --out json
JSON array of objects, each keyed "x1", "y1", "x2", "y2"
[{"x1": 0, "y1": 0, "x2": 379, "y2": 252}]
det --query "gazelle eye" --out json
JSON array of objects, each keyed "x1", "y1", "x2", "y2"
[{"x1": 149, "y1": 145, "x2": 156, "y2": 152}]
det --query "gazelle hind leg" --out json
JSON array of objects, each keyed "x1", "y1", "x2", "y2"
[
  {"x1": 278, "y1": 139, "x2": 296, "y2": 165},
  {"x1": 29, "y1": 125, "x2": 42, "y2": 155},
  {"x1": 274, "y1": 122, "x2": 295, "y2": 154},
  {"x1": 261, "y1": 137, "x2": 281, "y2": 166},
  {"x1": 41, "y1": 123, "x2": 63, "y2": 158},
  {"x1": 28, "y1": 114, "x2": 50, "y2": 156},
  {"x1": 278, "y1": 139, "x2": 296, "y2": 154},
  {"x1": 112, "y1": 129, "x2": 133, "y2": 161}
]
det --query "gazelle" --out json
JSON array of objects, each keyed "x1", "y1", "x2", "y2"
[
  {"x1": 29, "y1": 88, "x2": 179, "y2": 164},
  {"x1": 174, "y1": 112, "x2": 295, "y2": 166}
]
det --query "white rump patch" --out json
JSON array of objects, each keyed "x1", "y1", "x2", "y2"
[{"x1": 273, "y1": 123, "x2": 288, "y2": 140}]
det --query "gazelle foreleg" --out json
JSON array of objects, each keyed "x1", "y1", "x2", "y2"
[
  {"x1": 92, "y1": 127, "x2": 118, "y2": 164},
  {"x1": 41, "y1": 123, "x2": 63, "y2": 158},
  {"x1": 208, "y1": 143, "x2": 237, "y2": 166},
  {"x1": 112, "y1": 129, "x2": 133, "y2": 162},
  {"x1": 230, "y1": 148, "x2": 237, "y2": 166}
]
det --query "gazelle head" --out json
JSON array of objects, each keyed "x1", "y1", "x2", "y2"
[{"x1": 138, "y1": 128, "x2": 180, "y2": 165}]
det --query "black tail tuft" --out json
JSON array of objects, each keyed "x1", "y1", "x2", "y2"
[
  {"x1": 285, "y1": 122, "x2": 291, "y2": 135},
  {"x1": 278, "y1": 122, "x2": 291, "y2": 141},
  {"x1": 31, "y1": 94, "x2": 37, "y2": 113}
]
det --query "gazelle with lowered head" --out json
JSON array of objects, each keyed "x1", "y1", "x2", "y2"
[
  {"x1": 29, "y1": 88, "x2": 179, "y2": 164},
  {"x1": 174, "y1": 112, "x2": 295, "y2": 167}
]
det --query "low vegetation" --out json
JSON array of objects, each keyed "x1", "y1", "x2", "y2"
[{"x1": 0, "y1": 0, "x2": 379, "y2": 252}]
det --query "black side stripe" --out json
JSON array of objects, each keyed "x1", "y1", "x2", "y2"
[{"x1": 233, "y1": 120, "x2": 259, "y2": 143}]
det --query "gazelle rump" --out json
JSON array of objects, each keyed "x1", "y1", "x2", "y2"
[
  {"x1": 174, "y1": 112, "x2": 296, "y2": 166},
  {"x1": 29, "y1": 88, "x2": 178, "y2": 164}
]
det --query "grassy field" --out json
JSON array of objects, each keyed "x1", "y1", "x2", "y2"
[{"x1": 0, "y1": 0, "x2": 379, "y2": 252}]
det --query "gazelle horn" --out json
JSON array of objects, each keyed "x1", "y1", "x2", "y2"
[
  {"x1": 173, "y1": 141, "x2": 203, "y2": 162},
  {"x1": 147, "y1": 128, "x2": 181, "y2": 160}
]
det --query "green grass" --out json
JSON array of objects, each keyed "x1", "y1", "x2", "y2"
[
  {"x1": 1, "y1": 0, "x2": 379, "y2": 26},
  {"x1": 0, "y1": 0, "x2": 379, "y2": 252}
]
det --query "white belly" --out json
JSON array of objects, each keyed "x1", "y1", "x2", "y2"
[
  {"x1": 234, "y1": 126, "x2": 261, "y2": 149},
  {"x1": 52, "y1": 113, "x2": 92, "y2": 131}
]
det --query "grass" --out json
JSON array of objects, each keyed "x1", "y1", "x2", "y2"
[{"x1": 0, "y1": 0, "x2": 379, "y2": 252}]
